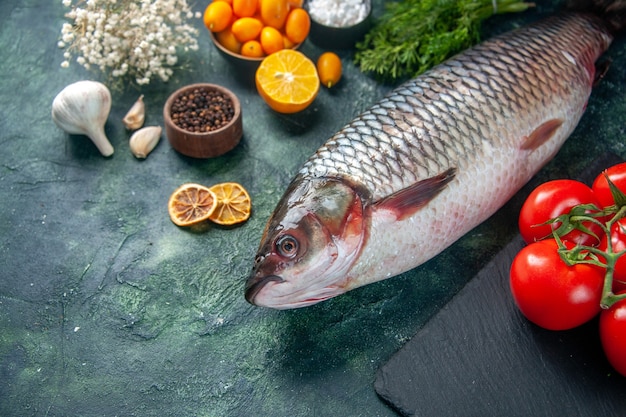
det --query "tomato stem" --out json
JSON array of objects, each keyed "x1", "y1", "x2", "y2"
[
  {"x1": 600, "y1": 205, "x2": 626, "y2": 308},
  {"x1": 554, "y1": 205, "x2": 626, "y2": 309}
]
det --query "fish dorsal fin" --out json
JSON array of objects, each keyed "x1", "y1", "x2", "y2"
[
  {"x1": 373, "y1": 168, "x2": 456, "y2": 221},
  {"x1": 520, "y1": 119, "x2": 564, "y2": 150}
]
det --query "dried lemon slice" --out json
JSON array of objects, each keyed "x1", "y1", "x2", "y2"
[
  {"x1": 208, "y1": 182, "x2": 252, "y2": 225},
  {"x1": 168, "y1": 183, "x2": 218, "y2": 227}
]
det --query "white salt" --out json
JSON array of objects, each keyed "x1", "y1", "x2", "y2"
[{"x1": 307, "y1": 0, "x2": 370, "y2": 28}]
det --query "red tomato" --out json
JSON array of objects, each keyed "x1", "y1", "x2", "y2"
[
  {"x1": 518, "y1": 179, "x2": 604, "y2": 246},
  {"x1": 509, "y1": 239, "x2": 604, "y2": 330},
  {"x1": 599, "y1": 218, "x2": 626, "y2": 293},
  {"x1": 599, "y1": 295, "x2": 626, "y2": 377},
  {"x1": 592, "y1": 162, "x2": 626, "y2": 208}
]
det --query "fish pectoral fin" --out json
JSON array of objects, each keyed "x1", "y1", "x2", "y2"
[
  {"x1": 373, "y1": 168, "x2": 456, "y2": 221},
  {"x1": 520, "y1": 118, "x2": 564, "y2": 150}
]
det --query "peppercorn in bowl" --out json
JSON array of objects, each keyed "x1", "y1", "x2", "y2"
[
  {"x1": 163, "y1": 83, "x2": 243, "y2": 159},
  {"x1": 305, "y1": 0, "x2": 372, "y2": 50}
]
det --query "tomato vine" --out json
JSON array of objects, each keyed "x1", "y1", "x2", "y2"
[
  {"x1": 554, "y1": 203, "x2": 626, "y2": 308},
  {"x1": 510, "y1": 162, "x2": 626, "y2": 377}
]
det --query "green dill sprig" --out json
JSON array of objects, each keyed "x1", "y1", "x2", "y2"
[{"x1": 354, "y1": 0, "x2": 534, "y2": 83}]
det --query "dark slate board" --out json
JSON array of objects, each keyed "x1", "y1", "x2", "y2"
[{"x1": 375, "y1": 154, "x2": 626, "y2": 417}]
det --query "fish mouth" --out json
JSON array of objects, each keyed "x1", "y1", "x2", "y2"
[{"x1": 245, "y1": 274, "x2": 284, "y2": 305}]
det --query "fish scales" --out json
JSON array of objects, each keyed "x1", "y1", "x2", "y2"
[
  {"x1": 299, "y1": 14, "x2": 608, "y2": 202},
  {"x1": 246, "y1": 12, "x2": 615, "y2": 309}
]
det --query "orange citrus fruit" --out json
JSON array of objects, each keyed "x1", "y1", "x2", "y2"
[
  {"x1": 284, "y1": 8, "x2": 310, "y2": 44},
  {"x1": 255, "y1": 49, "x2": 320, "y2": 113},
  {"x1": 215, "y1": 27, "x2": 242, "y2": 54},
  {"x1": 316, "y1": 52, "x2": 342, "y2": 88},
  {"x1": 260, "y1": 26, "x2": 284, "y2": 55},
  {"x1": 241, "y1": 40, "x2": 264, "y2": 57},
  {"x1": 204, "y1": 1, "x2": 233, "y2": 32},
  {"x1": 231, "y1": 17, "x2": 264, "y2": 42},
  {"x1": 233, "y1": 0, "x2": 257, "y2": 17},
  {"x1": 208, "y1": 182, "x2": 252, "y2": 225},
  {"x1": 282, "y1": 34, "x2": 296, "y2": 49},
  {"x1": 168, "y1": 183, "x2": 218, "y2": 227},
  {"x1": 260, "y1": 0, "x2": 289, "y2": 29}
]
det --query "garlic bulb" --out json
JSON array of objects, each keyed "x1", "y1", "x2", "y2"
[
  {"x1": 129, "y1": 126, "x2": 162, "y2": 159},
  {"x1": 122, "y1": 95, "x2": 145, "y2": 130},
  {"x1": 51, "y1": 80, "x2": 114, "y2": 157}
]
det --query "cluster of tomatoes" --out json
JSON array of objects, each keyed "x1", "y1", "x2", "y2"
[
  {"x1": 203, "y1": 0, "x2": 310, "y2": 58},
  {"x1": 510, "y1": 162, "x2": 626, "y2": 377}
]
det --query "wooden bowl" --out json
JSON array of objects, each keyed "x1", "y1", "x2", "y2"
[
  {"x1": 163, "y1": 83, "x2": 243, "y2": 159},
  {"x1": 306, "y1": 0, "x2": 372, "y2": 50},
  {"x1": 208, "y1": 31, "x2": 302, "y2": 73}
]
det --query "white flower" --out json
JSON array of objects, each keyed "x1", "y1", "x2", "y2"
[{"x1": 58, "y1": 0, "x2": 199, "y2": 85}]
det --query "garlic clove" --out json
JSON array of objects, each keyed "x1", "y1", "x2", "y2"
[
  {"x1": 51, "y1": 80, "x2": 114, "y2": 157},
  {"x1": 129, "y1": 126, "x2": 162, "y2": 159},
  {"x1": 122, "y1": 94, "x2": 145, "y2": 130}
]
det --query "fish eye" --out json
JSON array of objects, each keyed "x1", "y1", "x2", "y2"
[{"x1": 276, "y1": 235, "x2": 298, "y2": 258}]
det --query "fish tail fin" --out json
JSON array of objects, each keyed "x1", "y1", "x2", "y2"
[{"x1": 566, "y1": 0, "x2": 626, "y2": 33}]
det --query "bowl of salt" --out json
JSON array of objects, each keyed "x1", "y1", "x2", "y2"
[{"x1": 305, "y1": 0, "x2": 372, "y2": 50}]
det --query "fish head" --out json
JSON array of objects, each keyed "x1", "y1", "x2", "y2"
[{"x1": 245, "y1": 177, "x2": 368, "y2": 309}]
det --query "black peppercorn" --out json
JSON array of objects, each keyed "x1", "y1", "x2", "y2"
[{"x1": 170, "y1": 87, "x2": 235, "y2": 133}]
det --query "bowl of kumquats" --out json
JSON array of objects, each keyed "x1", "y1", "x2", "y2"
[{"x1": 204, "y1": 0, "x2": 310, "y2": 71}]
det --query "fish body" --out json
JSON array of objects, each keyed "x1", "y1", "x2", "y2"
[{"x1": 246, "y1": 12, "x2": 614, "y2": 309}]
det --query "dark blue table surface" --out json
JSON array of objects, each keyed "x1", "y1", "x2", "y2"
[{"x1": 0, "y1": 1, "x2": 624, "y2": 416}]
